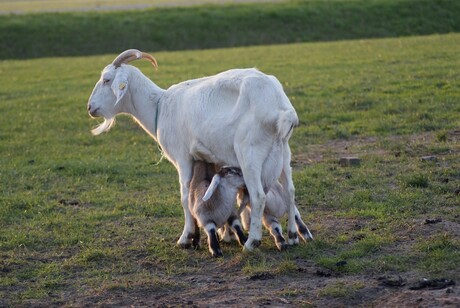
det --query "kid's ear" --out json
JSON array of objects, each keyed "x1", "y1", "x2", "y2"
[
  {"x1": 203, "y1": 174, "x2": 222, "y2": 201},
  {"x1": 111, "y1": 71, "x2": 128, "y2": 105}
]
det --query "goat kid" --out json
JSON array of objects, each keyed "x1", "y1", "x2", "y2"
[
  {"x1": 217, "y1": 177, "x2": 314, "y2": 251},
  {"x1": 87, "y1": 49, "x2": 300, "y2": 251},
  {"x1": 189, "y1": 161, "x2": 246, "y2": 257},
  {"x1": 237, "y1": 182, "x2": 314, "y2": 251}
]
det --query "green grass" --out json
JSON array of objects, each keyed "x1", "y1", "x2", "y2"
[
  {"x1": 1, "y1": 14, "x2": 460, "y2": 306},
  {"x1": 0, "y1": 0, "x2": 258, "y2": 14},
  {"x1": 1, "y1": 0, "x2": 460, "y2": 59}
]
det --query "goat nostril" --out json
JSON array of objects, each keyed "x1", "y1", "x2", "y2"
[{"x1": 87, "y1": 104, "x2": 91, "y2": 111}]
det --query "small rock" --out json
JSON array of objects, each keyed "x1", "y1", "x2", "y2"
[
  {"x1": 335, "y1": 260, "x2": 347, "y2": 267},
  {"x1": 421, "y1": 156, "x2": 437, "y2": 162},
  {"x1": 248, "y1": 272, "x2": 274, "y2": 281},
  {"x1": 378, "y1": 275, "x2": 406, "y2": 287},
  {"x1": 424, "y1": 218, "x2": 442, "y2": 224},
  {"x1": 409, "y1": 278, "x2": 455, "y2": 290},
  {"x1": 316, "y1": 269, "x2": 332, "y2": 277},
  {"x1": 59, "y1": 199, "x2": 80, "y2": 206},
  {"x1": 339, "y1": 157, "x2": 361, "y2": 167}
]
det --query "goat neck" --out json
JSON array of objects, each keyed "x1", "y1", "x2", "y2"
[{"x1": 122, "y1": 66, "x2": 165, "y2": 140}]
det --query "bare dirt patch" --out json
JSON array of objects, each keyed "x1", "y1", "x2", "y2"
[{"x1": 75, "y1": 257, "x2": 459, "y2": 307}]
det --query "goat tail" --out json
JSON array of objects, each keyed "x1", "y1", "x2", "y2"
[{"x1": 277, "y1": 109, "x2": 299, "y2": 140}]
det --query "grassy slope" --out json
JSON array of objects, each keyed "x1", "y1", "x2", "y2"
[
  {"x1": 1, "y1": 33, "x2": 459, "y2": 304},
  {"x1": 1, "y1": 0, "x2": 460, "y2": 59},
  {"x1": 0, "y1": 0, "x2": 255, "y2": 14}
]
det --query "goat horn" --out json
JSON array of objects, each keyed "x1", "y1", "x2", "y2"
[{"x1": 112, "y1": 49, "x2": 158, "y2": 69}]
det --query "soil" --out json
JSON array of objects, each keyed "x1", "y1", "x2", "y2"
[
  {"x1": 75, "y1": 217, "x2": 459, "y2": 307},
  {"x1": 77, "y1": 269, "x2": 460, "y2": 307}
]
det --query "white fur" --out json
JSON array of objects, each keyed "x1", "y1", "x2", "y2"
[{"x1": 87, "y1": 51, "x2": 299, "y2": 251}]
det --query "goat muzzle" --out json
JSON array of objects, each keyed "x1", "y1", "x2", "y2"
[{"x1": 112, "y1": 49, "x2": 158, "y2": 69}]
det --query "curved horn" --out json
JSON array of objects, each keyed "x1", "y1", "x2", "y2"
[{"x1": 112, "y1": 49, "x2": 158, "y2": 69}]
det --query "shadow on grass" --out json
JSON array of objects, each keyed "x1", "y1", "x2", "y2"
[{"x1": 1, "y1": 0, "x2": 459, "y2": 59}]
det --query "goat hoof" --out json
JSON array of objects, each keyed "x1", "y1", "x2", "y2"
[
  {"x1": 288, "y1": 231, "x2": 299, "y2": 245},
  {"x1": 178, "y1": 242, "x2": 192, "y2": 249},
  {"x1": 244, "y1": 239, "x2": 261, "y2": 251}
]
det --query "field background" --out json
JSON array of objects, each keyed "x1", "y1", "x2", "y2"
[{"x1": 1, "y1": 0, "x2": 460, "y2": 306}]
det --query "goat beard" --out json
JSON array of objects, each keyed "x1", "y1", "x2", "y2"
[{"x1": 91, "y1": 118, "x2": 115, "y2": 135}]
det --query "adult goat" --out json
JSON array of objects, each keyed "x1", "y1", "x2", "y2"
[{"x1": 87, "y1": 49, "x2": 301, "y2": 251}]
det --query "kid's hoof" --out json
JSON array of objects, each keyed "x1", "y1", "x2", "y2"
[
  {"x1": 276, "y1": 242, "x2": 289, "y2": 251},
  {"x1": 302, "y1": 232, "x2": 314, "y2": 242},
  {"x1": 192, "y1": 237, "x2": 201, "y2": 249},
  {"x1": 298, "y1": 225, "x2": 314, "y2": 242},
  {"x1": 211, "y1": 249, "x2": 223, "y2": 258}
]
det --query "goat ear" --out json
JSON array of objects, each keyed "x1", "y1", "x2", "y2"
[
  {"x1": 203, "y1": 175, "x2": 221, "y2": 201},
  {"x1": 111, "y1": 72, "x2": 129, "y2": 105}
]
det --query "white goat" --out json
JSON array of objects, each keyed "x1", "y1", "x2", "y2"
[
  {"x1": 189, "y1": 161, "x2": 246, "y2": 257},
  {"x1": 87, "y1": 49, "x2": 301, "y2": 251}
]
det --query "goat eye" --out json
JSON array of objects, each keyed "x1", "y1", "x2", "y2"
[{"x1": 102, "y1": 78, "x2": 111, "y2": 84}]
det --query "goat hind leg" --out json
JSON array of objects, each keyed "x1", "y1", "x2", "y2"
[
  {"x1": 240, "y1": 174, "x2": 266, "y2": 251},
  {"x1": 264, "y1": 215, "x2": 288, "y2": 251},
  {"x1": 235, "y1": 135, "x2": 271, "y2": 251},
  {"x1": 280, "y1": 145, "x2": 299, "y2": 245},
  {"x1": 191, "y1": 218, "x2": 201, "y2": 248},
  {"x1": 218, "y1": 224, "x2": 236, "y2": 243},
  {"x1": 295, "y1": 206, "x2": 314, "y2": 241},
  {"x1": 227, "y1": 213, "x2": 247, "y2": 246}
]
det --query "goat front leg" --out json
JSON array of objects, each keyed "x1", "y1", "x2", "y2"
[
  {"x1": 176, "y1": 163, "x2": 197, "y2": 249},
  {"x1": 204, "y1": 223, "x2": 223, "y2": 257}
]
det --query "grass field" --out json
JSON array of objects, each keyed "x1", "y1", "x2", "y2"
[
  {"x1": 0, "y1": 0, "x2": 282, "y2": 14},
  {"x1": 1, "y1": 0, "x2": 460, "y2": 305},
  {"x1": 1, "y1": 0, "x2": 459, "y2": 59},
  {"x1": 1, "y1": 31, "x2": 459, "y2": 305}
]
